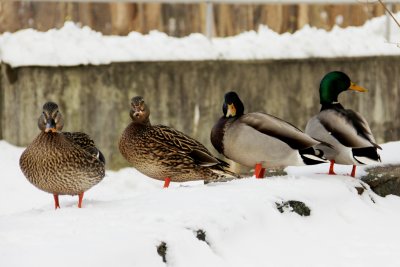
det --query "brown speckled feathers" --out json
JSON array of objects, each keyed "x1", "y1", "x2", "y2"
[
  {"x1": 19, "y1": 103, "x2": 105, "y2": 196},
  {"x1": 63, "y1": 132, "x2": 106, "y2": 164},
  {"x1": 119, "y1": 96, "x2": 238, "y2": 182}
]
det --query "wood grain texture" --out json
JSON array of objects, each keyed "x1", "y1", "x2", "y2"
[{"x1": 0, "y1": 2, "x2": 387, "y2": 36}]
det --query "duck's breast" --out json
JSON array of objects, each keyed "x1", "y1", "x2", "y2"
[{"x1": 20, "y1": 133, "x2": 105, "y2": 195}]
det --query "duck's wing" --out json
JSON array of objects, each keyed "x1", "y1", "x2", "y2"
[
  {"x1": 239, "y1": 112, "x2": 320, "y2": 150},
  {"x1": 150, "y1": 125, "x2": 229, "y2": 168},
  {"x1": 317, "y1": 108, "x2": 381, "y2": 149},
  {"x1": 63, "y1": 132, "x2": 105, "y2": 164}
]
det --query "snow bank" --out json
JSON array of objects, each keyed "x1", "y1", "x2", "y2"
[
  {"x1": 1, "y1": 140, "x2": 400, "y2": 267},
  {"x1": 0, "y1": 13, "x2": 399, "y2": 67}
]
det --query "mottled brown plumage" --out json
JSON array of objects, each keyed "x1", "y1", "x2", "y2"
[
  {"x1": 19, "y1": 102, "x2": 105, "y2": 208},
  {"x1": 119, "y1": 96, "x2": 239, "y2": 183}
]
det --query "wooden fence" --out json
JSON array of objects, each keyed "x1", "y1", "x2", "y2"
[{"x1": 0, "y1": 1, "x2": 399, "y2": 37}]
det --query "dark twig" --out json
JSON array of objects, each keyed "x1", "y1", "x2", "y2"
[{"x1": 378, "y1": 0, "x2": 400, "y2": 29}]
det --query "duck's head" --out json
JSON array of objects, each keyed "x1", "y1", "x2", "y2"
[
  {"x1": 130, "y1": 96, "x2": 150, "y2": 124},
  {"x1": 38, "y1": 102, "x2": 64, "y2": 133},
  {"x1": 319, "y1": 71, "x2": 367, "y2": 105},
  {"x1": 223, "y1": 91, "x2": 244, "y2": 118}
]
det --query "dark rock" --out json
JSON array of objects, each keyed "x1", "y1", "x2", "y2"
[
  {"x1": 355, "y1": 186, "x2": 365, "y2": 195},
  {"x1": 157, "y1": 242, "x2": 167, "y2": 263},
  {"x1": 243, "y1": 167, "x2": 287, "y2": 178},
  {"x1": 276, "y1": 200, "x2": 311, "y2": 216},
  {"x1": 362, "y1": 164, "x2": 400, "y2": 197},
  {"x1": 196, "y1": 229, "x2": 206, "y2": 242},
  {"x1": 195, "y1": 229, "x2": 211, "y2": 246},
  {"x1": 265, "y1": 167, "x2": 287, "y2": 177}
]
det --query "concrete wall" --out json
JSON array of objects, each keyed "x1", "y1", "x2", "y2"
[{"x1": 1, "y1": 57, "x2": 399, "y2": 169}]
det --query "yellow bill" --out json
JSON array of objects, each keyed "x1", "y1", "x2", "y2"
[{"x1": 349, "y1": 82, "x2": 368, "y2": 92}]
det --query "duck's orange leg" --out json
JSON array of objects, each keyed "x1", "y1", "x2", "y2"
[
  {"x1": 350, "y1": 165, "x2": 357, "y2": 178},
  {"x1": 163, "y1": 177, "x2": 171, "y2": 188},
  {"x1": 53, "y1": 194, "x2": 60, "y2": 209},
  {"x1": 78, "y1": 192, "x2": 84, "y2": 208},
  {"x1": 328, "y1": 160, "x2": 336, "y2": 175},
  {"x1": 254, "y1": 163, "x2": 266, "y2": 179}
]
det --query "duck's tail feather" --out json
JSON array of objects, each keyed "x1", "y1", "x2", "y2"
[
  {"x1": 300, "y1": 147, "x2": 329, "y2": 165},
  {"x1": 204, "y1": 167, "x2": 242, "y2": 184},
  {"x1": 352, "y1": 147, "x2": 381, "y2": 164},
  {"x1": 86, "y1": 147, "x2": 106, "y2": 164}
]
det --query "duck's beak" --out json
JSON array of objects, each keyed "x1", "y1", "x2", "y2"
[
  {"x1": 132, "y1": 106, "x2": 142, "y2": 118},
  {"x1": 45, "y1": 119, "x2": 57, "y2": 133},
  {"x1": 226, "y1": 103, "x2": 236, "y2": 117},
  {"x1": 349, "y1": 82, "x2": 368, "y2": 92}
]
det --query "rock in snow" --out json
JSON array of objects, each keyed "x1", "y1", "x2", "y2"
[{"x1": 362, "y1": 164, "x2": 400, "y2": 197}]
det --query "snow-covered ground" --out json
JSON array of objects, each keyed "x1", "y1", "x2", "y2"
[
  {"x1": 1, "y1": 140, "x2": 400, "y2": 267},
  {"x1": 0, "y1": 13, "x2": 399, "y2": 67}
]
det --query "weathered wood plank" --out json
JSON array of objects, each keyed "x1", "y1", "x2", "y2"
[{"x1": 0, "y1": 2, "x2": 394, "y2": 36}]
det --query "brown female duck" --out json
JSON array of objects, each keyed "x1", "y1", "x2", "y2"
[
  {"x1": 19, "y1": 102, "x2": 105, "y2": 209},
  {"x1": 119, "y1": 96, "x2": 239, "y2": 187}
]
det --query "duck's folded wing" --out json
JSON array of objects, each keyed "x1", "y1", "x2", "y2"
[
  {"x1": 188, "y1": 149, "x2": 221, "y2": 167},
  {"x1": 317, "y1": 109, "x2": 381, "y2": 149},
  {"x1": 63, "y1": 132, "x2": 94, "y2": 149},
  {"x1": 151, "y1": 125, "x2": 209, "y2": 152},
  {"x1": 63, "y1": 132, "x2": 105, "y2": 163},
  {"x1": 150, "y1": 125, "x2": 227, "y2": 167},
  {"x1": 240, "y1": 112, "x2": 320, "y2": 150}
]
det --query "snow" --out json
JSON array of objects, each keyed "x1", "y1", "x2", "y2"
[
  {"x1": 2, "y1": 139, "x2": 400, "y2": 267},
  {"x1": 0, "y1": 13, "x2": 400, "y2": 67}
]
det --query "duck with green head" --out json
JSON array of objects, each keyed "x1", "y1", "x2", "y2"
[{"x1": 305, "y1": 71, "x2": 382, "y2": 177}]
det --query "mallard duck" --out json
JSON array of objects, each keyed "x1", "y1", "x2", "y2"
[
  {"x1": 19, "y1": 102, "x2": 105, "y2": 209},
  {"x1": 119, "y1": 96, "x2": 239, "y2": 186},
  {"x1": 305, "y1": 71, "x2": 381, "y2": 177},
  {"x1": 211, "y1": 91, "x2": 327, "y2": 174}
]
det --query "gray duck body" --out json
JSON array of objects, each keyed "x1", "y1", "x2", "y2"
[
  {"x1": 211, "y1": 92, "x2": 327, "y2": 169},
  {"x1": 20, "y1": 132, "x2": 105, "y2": 196},
  {"x1": 305, "y1": 103, "x2": 381, "y2": 165},
  {"x1": 212, "y1": 112, "x2": 321, "y2": 168}
]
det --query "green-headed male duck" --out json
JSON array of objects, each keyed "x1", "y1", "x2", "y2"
[{"x1": 305, "y1": 71, "x2": 381, "y2": 177}]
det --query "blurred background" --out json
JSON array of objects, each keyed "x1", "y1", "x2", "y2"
[
  {"x1": 0, "y1": 1, "x2": 399, "y2": 36},
  {"x1": 0, "y1": 0, "x2": 399, "y2": 171}
]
